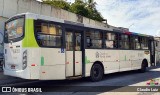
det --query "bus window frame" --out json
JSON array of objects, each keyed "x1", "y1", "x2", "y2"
[
  {"x1": 104, "y1": 31, "x2": 119, "y2": 49},
  {"x1": 130, "y1": 35, "x2": 141, "y2": 50},
  {"x1": 85, "y1": 29, "x2": 103, "y2": 49},
  {"x1": 130, "y1": 35, "x2": 150, "y2": 50},
  {"x1": 141, "y1": 36, "x2": 149, "y2": 50},
  {"x1": 34, "y1": 19, "x2": 64, "y2": 48},
  {"x1": 34, "y1": 19, "x2": 152, "y2": 51},
  {"x1": 118, "y1": 33, "x2": 130, "y2": 49}
]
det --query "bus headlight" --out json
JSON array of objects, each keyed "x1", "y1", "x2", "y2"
[{"x1": 22, "y1": 50, "x2": 27, "y2": 70}]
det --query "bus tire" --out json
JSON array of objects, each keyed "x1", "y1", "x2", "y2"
[
  {"x1": 139, "y1": 60, "x2": 148, "y2": 73},
  {"x1": 90, "y1": 63, "x2": 103, "y2": 82}
]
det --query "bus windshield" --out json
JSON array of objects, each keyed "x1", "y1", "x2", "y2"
[{"x1": 5, "y1": 17, "x2": 24, "y2": 42}]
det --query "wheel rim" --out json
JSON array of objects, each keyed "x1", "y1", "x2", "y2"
[
  {"x1": 142, "y1": 62, "x2": 146, "y2": 71},
  {"x1": 93, "y1": 66, "x2": 100, "y2": 78}
]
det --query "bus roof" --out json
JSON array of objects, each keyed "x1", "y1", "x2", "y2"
[{"x1": 7, "y1": 12, "x2": 153, "y2": 38}]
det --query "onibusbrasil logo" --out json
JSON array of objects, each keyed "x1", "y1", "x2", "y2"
[
  {"x1": 1, "y1": 87, "x2": 42, "y2": 93},
  {"x1": 146, "y1": 78, "x2": 160, "y2": 86}
]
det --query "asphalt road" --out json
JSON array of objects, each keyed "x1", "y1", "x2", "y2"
[{"x1": 0, "y1": 67, "x2": 160, "y2": 95}]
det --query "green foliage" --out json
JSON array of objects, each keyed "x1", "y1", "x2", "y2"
[
  {"x1": 87, "y1": 8, "x2": 104, "y2": 21},
  {"x1": 69, "y1": 0, "x2": 89, "y2": 17},
  {"x1": 42, "y1": 0, "x2": 70, "y2": 10},
  {"x1": 42, "y1": 0, "x2": 104, "y2": 22}
]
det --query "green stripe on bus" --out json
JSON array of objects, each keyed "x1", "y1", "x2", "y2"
[
  {"x1": 41, "y1": 56, "x2": 44, "y2": 66},
  {"x1": 85, "y1": 56, "x2": 90, "y2": 64},
  {"x1": 22, "y1": 19, "x2": 38, "y2": 47}
]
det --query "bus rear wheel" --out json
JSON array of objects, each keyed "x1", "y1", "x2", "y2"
[
  {"x1": 90, "y1": 63, "x2": 103, "y2": 82},
  {"x1": 139, "y1": 60, "x2": 148, "y2": 73}
]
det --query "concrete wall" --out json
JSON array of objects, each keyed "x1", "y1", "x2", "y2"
[
  {"x1": 0, "y1": 16, "x2": 6, "y2": 56},
  {"x1": 0, "y1": 16, "x2": 7, "y2": 32}
]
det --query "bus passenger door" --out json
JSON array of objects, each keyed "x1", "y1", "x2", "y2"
[
  {"x1": 65, "y1": 30, "x2": 82, "y2": 77},
  {"x1": 150, "y1": 40, "x2": 155, "y2": 66},
  {"x1": 74, "y1": 32, "x2": 82, "y2": 76}
]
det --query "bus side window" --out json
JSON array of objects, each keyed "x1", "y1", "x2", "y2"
[
  {"x1": 119, "y1": 34, "x2": 129, "y2": 49},
  {"x1": 130, "y1": 36, "x2": 135, "y2": 49},
  {"x1": 86, "y1": 36, "x2": 92, "y2": 47},
  {"x1": 66, "y1": 32, "x2": 73, "y2": 51},
  {"x1": 75, "y1": 33, "x2": 81, "y2": 51},
  {"x1": 35, "y1": 20, "x2": 62, "y2": 47},
  {"x1": 86, "y1": 30, "x2": 102, "y2": 48},
  {"x1": 141, "y1": 37, "x2": 149, "y2": 49},
  {"x1": 105, "y1": 32, "x2": 118, "y2": 48},
  {"x1": 135, "y1": 36, "x2": 141, "y2": 49}
]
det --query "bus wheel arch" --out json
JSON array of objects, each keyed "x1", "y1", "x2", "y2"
[
  {"x1": 90, "y1": 61, "x2": 104, "y2": 82},
  {"x1": 142, "y1": 59, "x2": 148, "y2": 67},
  {"x1": 139, "y1": 59, "x2": 148, "y2": 73}
]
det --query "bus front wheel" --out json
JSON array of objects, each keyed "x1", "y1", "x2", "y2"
[{"x1": 90, "y1": 63, "x2": 104, "y2": 82}]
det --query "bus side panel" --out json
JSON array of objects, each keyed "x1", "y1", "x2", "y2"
[
  {"x1": 27, "y1": 48, "x2": 41, "y2": 79},
  {"x1": 22, "y1": 18, "x2": 40, "y2": 79},
  {"x1": 39, "y1": 48, "x2": 66, "y2": 80},
  {"x1": 103, "y1": 50, "x2": 119, "y2": 73},
  {"x1": 144, "y1": 50, "x2": 151, "y2": 67},
  {"x1": 85, "y1": 49, "x2": 104, "y2": 77},
  {"x1": 85, "y1": 49, "x2": 151, "y2": 77},
  {"x1": 85, "y1": 49, "x2": 120, "y2": 77},
  {"x1": 119, "y1": 50, "x2": 132, "y2": 71},
  {"x1": 131, "y1": 50, "x2": 142, "y2": 70},
  {"x1": 85, "y1": 49, "x2": 145, "y2": 76}
]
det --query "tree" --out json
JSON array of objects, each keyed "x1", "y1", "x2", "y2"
[
  {"x1": 69, "y1": 0, "x2": 89, "y2": 17},
  {"x1": 87, "y1": 7, "x2": 104, "y2": 21},
  {"x1": 87, "y1": 0, "x2": 96, "y2": 9},
  {"x1": 42, "y1": 0, "x2": 70, "y2": 10},
  {"x1": 86, "y1": 0, "x2": 103, "y2": 21},
  {"x1": 42, "y1": 0, "x2": 104, "y2": 21}
]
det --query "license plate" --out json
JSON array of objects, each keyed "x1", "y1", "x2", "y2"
[{"x1": 11, "y1": 65, "x2": 15, "y2": 69}]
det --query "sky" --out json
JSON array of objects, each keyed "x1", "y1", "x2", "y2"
[
  {"x1": 95, "y1": 0, "x2": 160, "y2": 36},
  {"x1": 37, "y1": 0, "x2": 160, "y2": 36}
]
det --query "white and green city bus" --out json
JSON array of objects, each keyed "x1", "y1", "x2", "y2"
[{"x1": 3, "y1": 13, "x2": 155, "y2": 81}]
